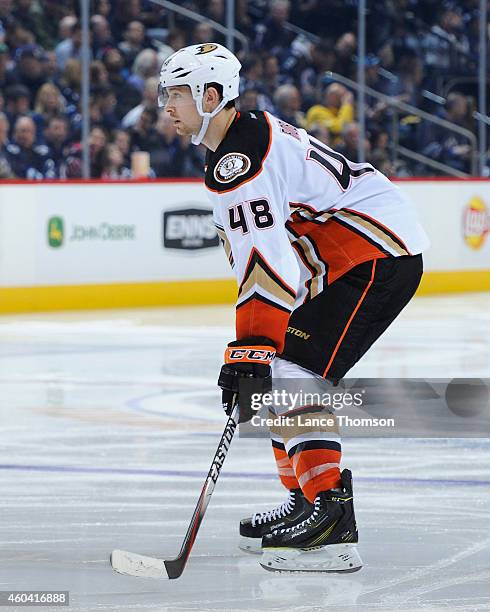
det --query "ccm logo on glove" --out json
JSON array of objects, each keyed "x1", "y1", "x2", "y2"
[{"x1": 225, "y1": 346, "x2": 276, "y2": 364}]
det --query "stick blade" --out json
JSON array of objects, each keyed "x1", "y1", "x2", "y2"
[{"x1": 110, "y1": 549, "x2": 169, "y2": 579}]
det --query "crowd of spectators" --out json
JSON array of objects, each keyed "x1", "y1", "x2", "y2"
[{"x1": 0, "y1": 0, "x2": 488, "y2": 180}]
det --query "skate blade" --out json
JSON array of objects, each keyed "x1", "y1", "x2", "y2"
[
  {"x1": 260, "y1": 543, "x2": 363, "y2": 574},
  {"x1": 239, "y1": 535, "x2": 263, "y2": 555}
]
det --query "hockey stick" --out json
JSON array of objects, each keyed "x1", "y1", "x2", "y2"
[{"x1": 110, "y1": 403, "x2": 240, "y2": 579}]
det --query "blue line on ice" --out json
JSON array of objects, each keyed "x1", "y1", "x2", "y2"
[{"x1": 0, "y1": 463, "x2": 489, "y2": 487}]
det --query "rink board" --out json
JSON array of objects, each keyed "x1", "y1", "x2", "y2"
[{"x1": 0, "y1": 178, "x2": 488, "y2": 312}]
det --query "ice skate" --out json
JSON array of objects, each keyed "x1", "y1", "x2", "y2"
[
  {"x1": 260, "y1": 469, "x2": 362, "y2": 573},
  {"x1": 239, "y1": 488, "x2": 313, "y2": 554}
]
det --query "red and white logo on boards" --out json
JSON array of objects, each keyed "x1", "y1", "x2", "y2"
[{"x1": 463, "y1": 196, "x2": 489, "y2": 250}]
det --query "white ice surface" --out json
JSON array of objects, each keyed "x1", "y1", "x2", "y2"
[{"x1": 0, "y1": 295, "x2": 489, "y2": 611}]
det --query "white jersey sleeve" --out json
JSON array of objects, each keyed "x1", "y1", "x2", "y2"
[{"x1": 206, "y1": 113, "x2": 299, "y2": 351}]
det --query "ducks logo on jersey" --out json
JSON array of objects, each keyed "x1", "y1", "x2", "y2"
[{"x1": 214, "y1": 152, "x2": 251, "y2": 183}]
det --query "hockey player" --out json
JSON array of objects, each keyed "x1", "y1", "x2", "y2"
[{"x1": 158, "y1": 43, "x2": 429, "y2": 573}]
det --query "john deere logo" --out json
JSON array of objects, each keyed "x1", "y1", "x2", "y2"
[
  {"x1": 48, "y1": 216, "x2": 64, "y2": 248},
  {"x1": 463, "y1": 197, "x2": 489, "y2": 250}
]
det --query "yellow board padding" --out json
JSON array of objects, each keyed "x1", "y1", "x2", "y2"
[
  {"x1": 0, "y1": 270, "x2": 488, "y2": 313},
  {"x1": 0, "y1": 279, "x2": 238, "y2": 314},
  {"x1": 416, "y1": 270, "x2": 490, "y2": 295}
]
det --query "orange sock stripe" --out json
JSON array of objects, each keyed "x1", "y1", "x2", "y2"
[
  {"x1": 291, "y1": 448, "x2": 342, "y2": 503},
  {"x1": 302, "y1": 469, "x2": 342, "y2": 503},
  {"x1": 273, "y1": 445, "x2": 300, "y2": 490}
]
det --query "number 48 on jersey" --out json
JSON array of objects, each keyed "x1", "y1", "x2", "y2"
[{"x1": 229, "y1": 199, "x2": 275, "y2": 234}]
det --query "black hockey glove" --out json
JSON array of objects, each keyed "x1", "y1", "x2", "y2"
[{"x1": 218, "y1": 336, "x2": 275, "y2": 423}]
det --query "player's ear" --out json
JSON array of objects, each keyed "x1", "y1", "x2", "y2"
[{"x1": 203, "y1": 86, "x2": 220, "y2": 112}]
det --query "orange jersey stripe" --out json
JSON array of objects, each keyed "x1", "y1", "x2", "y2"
[
  {"x1": 236, "y1": 296, "x2": 290, "y2": 353},
  {"x1": 305, "y1": 219, "x2": 387, "y2": 284}
]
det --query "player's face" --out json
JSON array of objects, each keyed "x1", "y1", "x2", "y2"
[{"x1": 162, "y1": 86, "x2": 201, "y2": 137}]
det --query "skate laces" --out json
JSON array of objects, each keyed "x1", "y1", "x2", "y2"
[
  {"x1": 252, "y1": 491, "x2": 296, "y2": 526},
  {"x1": 278, "y1": 497, "x2": 321, "y2": 534}
]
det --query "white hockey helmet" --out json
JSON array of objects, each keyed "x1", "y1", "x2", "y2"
[{"x1": 159, "y1": 43, "x2": 241, "y2": 145}]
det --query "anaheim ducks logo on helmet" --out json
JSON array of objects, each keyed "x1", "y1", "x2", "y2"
[
  {"x1": 214, "y1": 153, "x2": 251, "y2": 183},
  {"x1": 196, "y1": 43, "x2": 218, "y2": 55}
]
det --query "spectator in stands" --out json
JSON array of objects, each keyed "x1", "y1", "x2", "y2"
[
  {"x1": 128, "y1": 49, "x2": 159, "y2": 92},
  {"x1": 422, "y1": 92, "x2": 475, "y2": 174},
  {"x1": 152, "y1": 28, "x2": 186, "y2": 63},
  {"x1": 90, "y1": 85, "x2": 119, "y2": 132},
  {"x1": 239, "y1": 87, "x2": 259, "y2": 113},
  {"x1": 31, "y1": 85, "x2": 65, "y2": 144},
  {"x1": 100, "y1": 143, "x2": 129, "y2": 178},
  {"x1": 254, "y1": 0, "x2": 295, "y2": 57},
  {"x1": 129, "y1": 106, "x2": 158, "y2": 152},
  {"x1": 118, "y1": 21, "x2": 149, "y2": 69},
  {"x1": 299, "y1": 41, "x2": 337, "y2": 109},
  {"x1": 422, "y1": 7, "x2": 470, "y2": 76},
  {"x1": 112, "y1": 128, "x2": 131, "y2": 168},
  {"x1": 333, "y1": 32, "x2": 357, "y2": 80},
  {"x1": 90, "y1": 59, "x2": 110, "y2": 88},
  {"x1": 260, "y1": 53, "x2": 289, "y2": 107},
  {"x1": 273, "y1": 84, "x2": 305, "y2": 128},
  {"x1": 389, "y1": 50, "x2": 425, "y2": 108},
  {"x1": 150, "y1": 110, "x2": 204, "y2": 177},
  {"x1": 55, "y1": 21, "x2": 85, "y2": 71},
  {"x1": 42, "y1": 50, "x2": 58, "y2": 83},
  {"x1": 11, "y1": 44, "x2": 46, "y2": 104},
  {"x1": 235, "y1": 0, "x2": 255, "y2": 40},
  {"x1": 239, "y1": 86, "x2": 272, "y2": 113},
  {"x1": 4, "y1": 84, "x2": 30, "y2": 137},
  {"x1": 91, "y1": 14, "x2": 115, "y2": 58},
  {"x1": 335, "y1": 121, "x2": 371, "y2": 163},
  {"x1": 240, "y1": 54, "x2": 262, "y2": 92},
  {"x1": 6, "y1": 115, "x2": 55, "y2": 178},
  {"x1": 5, "y1": 22, "x2": 35, "y2": 51},
  {"x1": 0, "y1": 0, "x2": 15, "y2": 39},
  {"x1": 56, "y1": 58, "x2": 81, "y2": 109},
  {"x1": 89, "y1": 124, "x2": 108, "y2": 177},
  {"x1": 191, "y1": 21, "x2": 222, "y2": 47},
  {"x1": 305, "y1": 83, "x2": 354, "y2": 143},
  {"x1": 370, "y1": 130, "x2": 405, "y2": 177},
  {"x1": 0, "y1": 112, "x2": 9, "y2": 148},
  {"x1": 32, "y1": 83, "x2": 66, "y2": 141},
  {"x1": 58, "y1": 15, "x2": 77, "y2": 45},
  {"x1": 0, "y1": 42, "x2": 15, "y2": 91},
  {"x1": 308, "y1": 122, "x2": 330, "y2": 146},
  {"x1": 11, "y1": 0, "x2": 50, "y2": 48},
  {"x1": 205, "y1": 0, "x2": 225, "y2": 24},
  {"x1": 0, "y1": 111, "x2": 13, "y2": 177},
  {"x1": 102, "y1": 47, "x2": 141, "y2": 119},
  {"x1": 95, "y1": 0, "x2": 111, "y2": 19},
  {"x1": 121, "y1": 75, "x2": 158, "y2": 129},
  {"x1": 44, "y1": 115, "x2": 69, "y2": 176}
]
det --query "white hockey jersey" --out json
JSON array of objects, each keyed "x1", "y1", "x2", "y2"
[{"x1": 205, "y1": 111, "x2": 429, "y2": 352}]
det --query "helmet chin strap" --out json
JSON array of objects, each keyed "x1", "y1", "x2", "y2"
[
  {"x1": 191, "y1": 114, "x2": 211, "y2": 146},
  {"x1": 191, "y1": 97, "x2": 228, "y2": 146}
]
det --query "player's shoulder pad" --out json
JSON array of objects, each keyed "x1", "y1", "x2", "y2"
[
  {"x1": 6, "y1": 143, "x2": 19, "y2": 154},
  {"x1": 205, "y1": 111, "x2": 271, "y2": 194}
]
